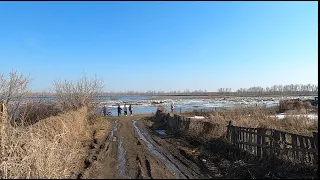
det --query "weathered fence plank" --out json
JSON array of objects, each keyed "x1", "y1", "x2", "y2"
[{"x1": 164, "y1": 114, "x2": 318, "y2": 166}]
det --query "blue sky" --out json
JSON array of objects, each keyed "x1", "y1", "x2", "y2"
[{"x1": 0, "y1": 2, "x2": 318, "y2": 92}]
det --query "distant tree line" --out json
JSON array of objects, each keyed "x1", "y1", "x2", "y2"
[
  {"x1": 27, "y1": 84, "x2": 318, "y2": 97},
  {"x1": 101, "y1": 84, "x2": 318, "y2": 96},
  {"x1": 220, "y1": 84, "x2": 318, "y2": 96}
]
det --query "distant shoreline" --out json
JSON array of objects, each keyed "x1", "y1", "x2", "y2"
[
  {"x1": 146, "y1": 94, "x2": 317, "y2": 100},
  {"x1": 25, "y1": 94, "x2": 317, "y2": 99}
]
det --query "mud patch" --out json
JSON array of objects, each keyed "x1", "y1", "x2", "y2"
[
  {"x1": 145, "y1": 158, "x2": 152, "y2": 178},
  {"x1": 84, "y1": 159, "x2": 91, "y2": 169},
  {"x1": 77, "y1": 173, "x2": 83, "y2": 179},
  {"x1": 77, "y1": 119, "x2": 118, "y2": 179},
  {"x1": 132, "y1": 120, "x2": 187, "y2": 179},
  {"x1": 89, "y1": 144, "x2": 95, "y2": 149},
  {"x1": 136, "y1": 155, "x2": 143, "y2": 179}
]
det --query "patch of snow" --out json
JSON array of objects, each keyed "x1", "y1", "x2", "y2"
[
  {"x1": 188, "y1": 116, "x2": 205, "y2": 119},
  {"x1": 272, "y1": 114, "x2": 318, "y2": 120},
  {"x1": 155, "y1": 130, "x2": 166, "y2": 135}
]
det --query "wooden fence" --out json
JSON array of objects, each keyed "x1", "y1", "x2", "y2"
[
  {"x1": 158, "y1": 112, "x2": 318, "y2": 165},
  {"x1": 227, "y1": 121, "x2": 318, "y2": 165}
]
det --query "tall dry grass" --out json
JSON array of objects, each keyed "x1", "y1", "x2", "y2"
[
  {"x1": 0, "y1": 107, "x2": 91, "y2": 179},
  {"x1": 183, "y1": 107, "x2": 318, "y2": 141},
  {"x1": 0, "y1": 71, "x2": 106, "y2": 179}
]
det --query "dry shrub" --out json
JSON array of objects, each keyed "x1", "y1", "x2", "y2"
[
  {"x1": 156, "y1": 105, "x2": 165, "y2": 113},
  {"x1": 280, "y1": 115, "x2": 318, "y2": 136},
  {"x1": 279, "y1": 99, "x2": 313, "y2": 113},
  {"x1": 13, "y1": 101, "x2": 62, "y2": 126},
  {"x1": 0, "y1": 107, "x2": 91, "y2": 179},
  {"x1": 150, "y1": 106, "x2": 169, "y2": 130},
  {"x1": 53, "y1": 74, "x2": 104, "y2": 111}
]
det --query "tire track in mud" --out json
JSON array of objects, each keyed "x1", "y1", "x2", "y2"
[
  {"x1": 133, "y1": 119, "x2": 212, "y2": 179},
  {"x1": 117, "y1": 136, "x2": 129, "y2": 179},
  {"x1": 80, "y1": 115, "x2": 212, "y2": 179},
  {"x1": 113, "y1": 116, "x2": 178, "y2": 179},
  {"x1": 132, "y1": 120, "x2": 188, "y2": 179},
  {"x1": 78, "y1": 119, "x2": 120, "y2": 179}
]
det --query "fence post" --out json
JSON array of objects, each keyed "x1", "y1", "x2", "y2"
[
  {"x1": 291, "y1": 134, "x2": 298, "y2": 161},
  {"x1": 165, "y1": 113, "x2": 170, "y2": 125},
  {"x1": 232, "y1": 125, "x2": 236, "y2": 146},
  {"x1": 235, "y1": 127, "x2": 239, "y2": 155},
  {"x1": 313, "y1": 132, "x2": 318, "y2": 164},
  {"x1": 227, "y1": 121, "x2": 232, "y2": 143},
  {"x1": 248, "y1": 128, "x2": 253, "y2": 154},
  {"x1": 174, "y1": 115, "x2": 179, "y2": 131},
  {"x1": 272, "y1": 130, "x2": 281, "y2": 157},
  {"x1": 257, "y1": 128, "x2": 266, "y2": 159},
  {"x1": 178, "y1": 115, "x2": 182, "y2": 132},
  {"x1": 181, "y1": 116, "x2": 186, "y2": 133},
  {"x1": 185, "y1": 117, "x2": 190, "y2": 133},
  {"x1": 172, "y1": 114, "x2": 176, "y2": 131},
  {"x1": 298, "y1": 136, "x2": 306, "y2": 163}
]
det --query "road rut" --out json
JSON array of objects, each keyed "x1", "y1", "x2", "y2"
[{"x1": 80, "y1": 115, "x2": 210, "y2": 179}]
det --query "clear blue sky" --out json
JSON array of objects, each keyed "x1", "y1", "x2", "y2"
[{"x1": 0, "y1": 2, "x2": 318, "y2": 92}]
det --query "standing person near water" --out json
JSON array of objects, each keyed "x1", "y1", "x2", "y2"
[
  {"x1": 129, "y1": 104, "x2": 133, "y2": 116},
  {"x1": 102, "y1": 105, "x2": 107, "y2": 117},
  {"x1": 171, "y1": 104, "x2": 174, "y2": 113},
  {"x1": 117, "y1": 104, "x2": 122, "y2": 116},
  {"x1": 124, "y1": 104, "x2": 128, "y2": 116}
]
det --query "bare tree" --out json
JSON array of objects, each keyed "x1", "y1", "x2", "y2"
[
  {"x1": 53, "y1": 74, "x2": 104, "y2": 111},
  {"x1": 0, "y1": 70, "x2": 31, "y2": 121},
  {"x1": 0, "y1": 70, "x2": 31, "y2": 157}
]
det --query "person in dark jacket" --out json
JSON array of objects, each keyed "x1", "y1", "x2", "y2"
[
  {"x1": 129, "y1": 104, "x2": 133, "y2": 116},
  {"x1": 124, "y1": 104, "x2": 128, "y2": 116},
  {"x1": 117, "y1": 104, "x2": 122, "y2": 116},
  {"x1": 171, "y1": 104, "x2": 174, "y2": 113},
  {"x1": 102, "y1": 105, "x2": 107, "y2": 117}
]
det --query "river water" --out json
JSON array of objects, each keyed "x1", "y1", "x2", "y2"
[{"x1": 20, "y1": 95, "x2": 316, "y2": 115}]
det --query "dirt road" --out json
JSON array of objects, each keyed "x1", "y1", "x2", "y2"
[{"x1": 79, "y1": 115, "x2": 211, "y2": 179}]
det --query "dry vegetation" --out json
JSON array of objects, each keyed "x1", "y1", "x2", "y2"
[
  {"x1": 0, "y1": 70, "x2": 105, "y2": 178},
  {"x1": 182, "y1": 106, "x2": 318, "y2": 141},
  {"x1": 0, "y1": 107, "x2": 91, "y2": 178},
  {"x1": 53, "y1": 74, "x2": 104, "y2": 111},
  {"x1": 149, "y1": 105, "x2": 318, "y2": 178}
]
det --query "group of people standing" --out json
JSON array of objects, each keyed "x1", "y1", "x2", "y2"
[
  {"x1": 102, "y1": 104, "x2": 134, "y2": 117},
  {"x1": 117, "y1": 104, "x2": 133, "y2": 116},
  {"x1": 102, "y1": 103, "x2": 175, "y2": 117}
]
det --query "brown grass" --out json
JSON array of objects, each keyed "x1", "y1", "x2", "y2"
[
  {"x1": 150, "y1": 107, "x2": 318, "y2": 178},
  {"x1": 0, "y1": 107, "x2": 93, "y2": 179},
  {"x1": 181, "y1": 107, "x2": 318, "y2": 141}
]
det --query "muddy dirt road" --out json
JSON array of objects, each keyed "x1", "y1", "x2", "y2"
[{"x1": 79, "y1": 115, "x2": 211, "y2": 179}]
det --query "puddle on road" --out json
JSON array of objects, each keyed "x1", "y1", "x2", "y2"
[
  {"x1": 132, "y1": 120, "x2": 187, "y2": 179},
  {"x1": 118, "y1": 137, "x2": 128, "y2": 179},
  {"x1": 111, "y1": 120, "x2": 128, "y2": 179},
  {"x1": 110, "y1": 120, "x2": 118, "y2": 138}
]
